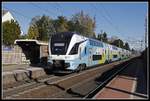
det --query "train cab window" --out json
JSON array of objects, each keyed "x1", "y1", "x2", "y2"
[
  {"x1": 51, "y1": 32, "x2": 73, "y2": 55},
  {"x1": 69, "y1": 40, "x2": 86, "y2": 55},
  {"x1": 69, "y1": 43, "x2": 80, "y2": 55}
]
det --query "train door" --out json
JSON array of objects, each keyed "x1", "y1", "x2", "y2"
[
  {"x1": 79, "y1": 47, "x2": 81, "y2": 60},
  {"x1": 107, "y1": 47, "x2": 110, "y2": 61},
  {"x1": 88, "y1": 48, "x2": 92, "y2": 66}
]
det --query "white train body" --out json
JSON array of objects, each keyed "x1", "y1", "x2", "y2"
[{"x1": 48, "y1": 32, "x2": 131, "y2": 71}]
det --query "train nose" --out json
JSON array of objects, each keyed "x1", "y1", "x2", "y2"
[
  {"x1": 64, "y1": 63, "x2": 70, "y2": 68},
  {"x1": 53, "y1": 60, "x2": 70, "y2": 70},
  {"x1": 53, "y1": 60, "x2": 63, "y2": 68}
]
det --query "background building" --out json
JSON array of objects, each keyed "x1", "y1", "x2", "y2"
[{"x1": 2, "y1": 9, "x2": 15, "y2": 23}]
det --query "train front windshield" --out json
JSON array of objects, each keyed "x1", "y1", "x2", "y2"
[{"x1": 50, "y1": 32, "x2": 73, "y2": 55}]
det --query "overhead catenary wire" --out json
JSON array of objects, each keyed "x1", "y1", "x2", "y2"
[
  {"x1": 29, "y1": 3, "x2": 57, "y2": 34},
  {"x1": 91, "y1": 4, "x2": 121, "y2": 35},
  {"x1": 48, "y1": 3, "x2": 96, "y2": 36},
  {"x1": 92, "y1": 4, "x2": 132, "y2": 43},
  {"x1": 3, "y1": 6, "x2": 32, "y2": 20},
  {"x1": 100, "y1": 4, "x2": 145, "y2": 50},
  {"x1": 3, "y1": 3, "x2": 144, "y2": 51},
  {"x1": 91, "y1": 4, "x2": 143, "y2": 50},
  {"x1": 59, "y1": 3, "x2": 135, "y2": 47},
  {"x1": 100, "y1": 4, "x2": 122, "y2": 35},
  {"x1": 54, "y1": 2, "x2": 63, "y2": 16},
  {"x1": 30, "y1": 3, "x2": 57, "y2": 16},
  {"x1": 2, "y1": 6, "x2": 33, "y2": 35},
  {"x1": 3, "y1": 5, "x2": 57, "y2": 35},
  {"x1": 96, "y1": 4, "x2": 134, "y2": 41}
]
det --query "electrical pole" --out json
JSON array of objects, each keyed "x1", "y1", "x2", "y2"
[
  {"x1": 145, "y1": 14, "x2": 147, "y2": 49},
  {"x1": 139, "y1": 40, "x2": 143, "y2": 52}
]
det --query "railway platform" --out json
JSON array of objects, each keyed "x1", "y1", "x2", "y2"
[
  {"x1": 2, "y1": 64, "x2": 29, "y2": 72},
  {"x1": 2, "y1": 64, "x2": 47, "y2": 85},
  {"x1": 93, "y1": 57, "x2": 148, "y2": 99}
]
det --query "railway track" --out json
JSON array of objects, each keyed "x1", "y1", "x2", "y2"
[
  {"x1": 3, "y1": 73, "x2": 70, "y2": 98},
  {"x1": 3, "y1": 58, "x2": 133, "y2": 99}
]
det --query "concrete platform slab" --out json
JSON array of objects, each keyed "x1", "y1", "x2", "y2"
[
  {"x1": 13, "y1": 70, "x2": 30, "y2": 81},
  {"x1": 2, "y1": 64, "x2": 29, "y2": 72},
  {"x1": 2, "y1": 72, "x2": 16, "y2": 85},
  {"x1": 3, "y1": 67, "x2": 46, "y2": 85},
  {"x1": 26, "y1": 68, "x2": 46, "y2": 79}
]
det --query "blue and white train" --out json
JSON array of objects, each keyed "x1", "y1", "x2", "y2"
[{"x1": 47, "y1": 32, "x2": 131, "y2": 72}]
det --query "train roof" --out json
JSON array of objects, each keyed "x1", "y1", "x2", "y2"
[{"x1": 51, "y1": 32, "x2": 130, "y2": 52}]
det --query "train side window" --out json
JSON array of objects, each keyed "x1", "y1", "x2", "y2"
[
  {"x1": 93, "y1": 55, "x2": 102, "y2": 61},
  {"x1": 113, "y1": 55, "x2": 117, "y2": 58}
]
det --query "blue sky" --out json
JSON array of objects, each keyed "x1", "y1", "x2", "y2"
[{"x1": 2, "y1": 2, "x2": 148, "y2": 50}]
